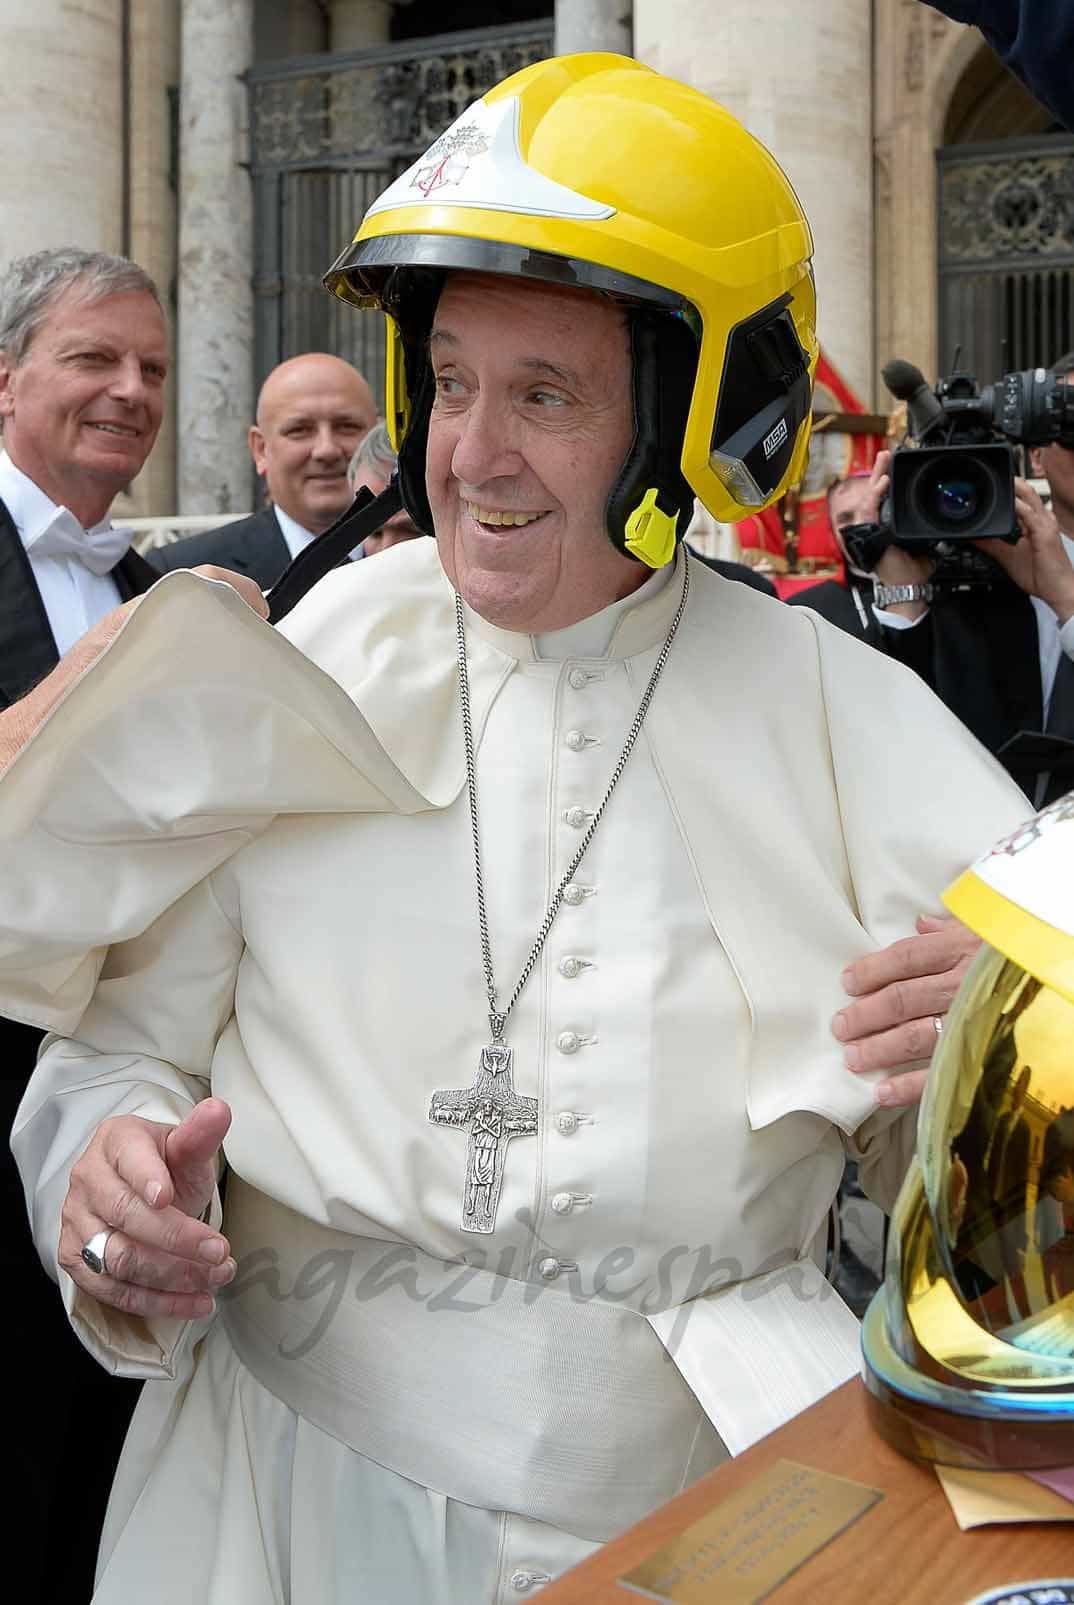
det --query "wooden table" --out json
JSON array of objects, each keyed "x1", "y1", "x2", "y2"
[{"x1": 539, "y1": 1380, "x2": 1074, "y2": 1603}]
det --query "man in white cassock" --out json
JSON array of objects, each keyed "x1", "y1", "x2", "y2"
[{"x1": 0, "y1": 56, "x2": 1033, "y2": 1604}]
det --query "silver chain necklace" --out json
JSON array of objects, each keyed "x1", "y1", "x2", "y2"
[{"x1": 427, "y1": 558, "x2": 690, "y2": 1233}]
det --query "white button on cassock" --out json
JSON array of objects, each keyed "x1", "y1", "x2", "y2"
[
  {"x1": 511, "y1": 1570, "x2": 551, "y2": 1592},
  {"x1": 568, "y1": 668, "x2": 590, "y2": 690},
  {"x1": 558, "y1": 956, "x2": 583, "y2": 979},
  {"x1": 556, "y1": 1030, "x2": 580, "y2": 1055},
  {"x1": 563, "y1": 806, "x2": 588, "y2": 830},
  {"x1": 562, "y1": 884, "x2": 586, "y2": 906},
  {"x1": 538, "y1": 1257, "x2": 561, "y2": 1280},
  {"x1": 564, "y1": 729, "x2": 587, "y2": 752},
  {"x1": 550, "y1": 1192, "x2": 573, "y2": 1215},
  {"x1": 555, "y1": 1111, "x2": 578, "y2": 1135}
]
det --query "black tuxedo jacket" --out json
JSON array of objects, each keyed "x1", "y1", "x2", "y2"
[
  {"x1": 0, "y1": 495, "x2": 159, "y2": 709},
  {"x1": 150, "y1": 506, "x2": 291, "y2": 593},
  {"x1": 0, "y1": 493, "x2": 153, "y2": 1601},
  {"x1": 790, "y1": 573, "x2": 1074, "y2": 806}
]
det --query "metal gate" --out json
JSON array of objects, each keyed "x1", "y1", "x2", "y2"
[
  {"x1": 248, "y1": 20, "x2": 553, "y2": 404},
  {"x1": 938, "y1": 135, "x2": 1074, "y2": 381}
]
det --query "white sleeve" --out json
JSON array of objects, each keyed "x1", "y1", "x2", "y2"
[
  {"x1": 12, "y1": 873, "x2": 243, "y2": 1379},
  {"x1": 0, "y1": 572, "x2": 422, "y2": 1037},
  {"x1": 870, "y1": 605, "x2": 929, "y2": 630}
]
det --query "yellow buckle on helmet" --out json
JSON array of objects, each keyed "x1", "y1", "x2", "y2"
[{"x1": 623, "y1": 488, "x2": 678, "y2": 569}]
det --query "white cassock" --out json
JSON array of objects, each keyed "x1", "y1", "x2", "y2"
[{"x1": 0, "y1": 543, "x2": 1029, "y2": 1603}]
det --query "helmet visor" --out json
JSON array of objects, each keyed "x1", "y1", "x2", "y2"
[
  {"x1": 923, "y1": 944, "x2": 1074, "y2": 1366},
  {"x1": 863, "y1": 942, "x2": 1074, "y2": 1469},
  {"x1": 325, "y1": 234, "x2": 694, "y2": 317}
]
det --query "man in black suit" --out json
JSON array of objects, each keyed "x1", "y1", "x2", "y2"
[
  {"x1": 0, "y1": 245, "x2": 263, "y2": 1604},
  {"x1": 153, "y1": 353, "x2": 377, "y2": 591}
]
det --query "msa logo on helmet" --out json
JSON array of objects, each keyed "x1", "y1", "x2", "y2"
[{"x1": 762, "y1": 417, "x2": 789, "y2": 460}]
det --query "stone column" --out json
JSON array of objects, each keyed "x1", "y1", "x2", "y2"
[
  {"x1": 177, "y1": 0, "x2": 254, "y2": 515},
  {"x1": 124, "y1": 0, "x2": 181, "y2": 518},
  {"x1": 635, "y1": 0, "x2": 874, "y2": 405},
  {"x1": 555, "y1": 0, "x2": 632, "y2": 56},
  {"x1": 331, "y1": 0, "x2": 392, "y2": 52},
  {"x1": 874, "y1": 0, "x2": 969, "y2": 396},
  {"x1": 0, "y1": 0, "x2": 123, "y2": 257}
]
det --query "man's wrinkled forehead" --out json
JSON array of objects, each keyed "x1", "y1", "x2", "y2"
[
  {"x1": 28, "y1": 278, "x2": 166, "y2": 355},
  {"x1": 428, "y1": 270, "x2": 630, "y2": 387}
]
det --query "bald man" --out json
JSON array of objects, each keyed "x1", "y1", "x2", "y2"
[{"x1": 153, "y1": 352, "x2": 378, "y2": 590}]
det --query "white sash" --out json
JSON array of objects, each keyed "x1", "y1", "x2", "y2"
[
  {"x1": 220, "y1": 1179, "x2": 726, "y2": 1542},
  {"x1": 220, "y1": 1180, "x2": 862, "y2": 1541}
]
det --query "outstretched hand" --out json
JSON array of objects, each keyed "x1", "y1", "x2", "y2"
[
  {"x1": 832, "y1": 914, "x2": 981, "y2": 1108},
  {"x1": 58, "y1": 1098, "x2": 235, "y2": 1320}
]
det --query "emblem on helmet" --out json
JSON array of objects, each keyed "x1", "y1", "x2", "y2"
[{"x1": 412, "y1": 125, "x2": 490, "y2": 198}]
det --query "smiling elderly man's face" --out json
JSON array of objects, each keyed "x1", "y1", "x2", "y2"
[
  {"x1": 426, "y1": 273, "x2": 646, "y2": 632},
  {"x1": 0, "y1": 280, "x2": 167, "y2": 526}
]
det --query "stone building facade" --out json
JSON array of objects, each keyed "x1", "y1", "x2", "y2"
[{"x1": 0, "y1": 0, "x2": 1069, "y2": 517}]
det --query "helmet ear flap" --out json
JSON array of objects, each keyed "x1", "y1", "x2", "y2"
[
  {"x1": 606, "y1": 310, "x2": 698, "y2": 568},
  {"x1": 396, "y1": 347, "x2": 436, "y2": 538},
  {"x1": 384, "y1": 288, "x2": 440, "y2": 538}
]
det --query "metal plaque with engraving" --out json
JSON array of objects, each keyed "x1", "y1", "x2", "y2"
[{"x1": 619, "y1": 1459, "x2": 883, "y2": 1605}]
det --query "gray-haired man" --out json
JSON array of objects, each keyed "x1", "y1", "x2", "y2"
[
  {"x1": 0, "y1": 243, "x2": 170, "y2": 1604},
  {"x1": 0, "y1": 244, "x2": 261, "y2": 1604},
  {"x1": 346, "y1": 420, "x2": 424, "y2": 557}
]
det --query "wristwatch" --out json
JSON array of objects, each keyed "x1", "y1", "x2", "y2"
[{"x1": 872, "y1": 582, "x2": 934, "y2": 608}]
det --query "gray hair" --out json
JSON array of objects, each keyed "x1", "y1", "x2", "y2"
[
  {"x1": 0, "y1": 247, "x2": 162, "y2": 365},
  {"x1": 347, "y1": 420, "x2": 396, "y2": 487}
]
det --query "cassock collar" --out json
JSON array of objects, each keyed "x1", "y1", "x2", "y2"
[{"x1": 460, "y1": 545, "x2": 686, "y2": 664}]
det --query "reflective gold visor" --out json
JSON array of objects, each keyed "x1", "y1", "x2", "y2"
[{"x1": 863, "y1": 942, "x2": 1074, "y2": 1470}]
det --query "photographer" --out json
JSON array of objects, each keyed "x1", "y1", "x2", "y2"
[
  {"x1": 793, "y1": 356, "x2": 1074, "y2": 807},
  {"x1": 790, "y1": 471, "x2": 935, "y2": 638}
]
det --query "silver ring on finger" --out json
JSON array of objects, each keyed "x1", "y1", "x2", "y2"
[
  {"x1": 80, "y1": 1229, "x2": 115, "y2": 1277},
  {"x1": 933, "y1": 1015, "x2": 943, "y2": 1040}
]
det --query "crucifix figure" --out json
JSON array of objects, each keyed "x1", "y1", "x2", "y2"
[{"x1": 428, "y1": 1041, "x2": 538, "y2": 1234}]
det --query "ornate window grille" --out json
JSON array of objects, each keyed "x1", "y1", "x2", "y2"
[
  {"x1": 938, "y1": 135, "x2": 1074, "y2": 380},
  {"x1": 248, "y1": 20, "x2": 554, "y2": 399}
]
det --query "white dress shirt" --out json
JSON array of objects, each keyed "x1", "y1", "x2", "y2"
[
  {"x1": 272, "y1": 504, "x2": 318, "y2": 561},
  {"x1": 0, "y1": 451, "x2": 129, "y2": 656},
  {"x1": 274, "y1": 501, "x2": 367, "y2": 566}
]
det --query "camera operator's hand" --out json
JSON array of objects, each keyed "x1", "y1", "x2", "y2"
[
  {"x1": 975, "y1": 479, "x2": 1074, "y2": 624},
  {"x1": 862, "y1": 450, "x2": 934, "y2": 619}
]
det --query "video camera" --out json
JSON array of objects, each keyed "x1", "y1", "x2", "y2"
[{"x1": 842, "y1": 359, "x2": 1074, "y2": 578}]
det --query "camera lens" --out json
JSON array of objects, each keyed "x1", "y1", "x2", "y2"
[
  {"x1": 935, "y1": 477, "x2": 978, "y2": 522},
  {"x1": 911, "y1": 453, "x2": 996, "y2": 536}
]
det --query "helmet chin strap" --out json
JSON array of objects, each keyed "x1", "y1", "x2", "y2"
[{"x1": 266, "y1": 478, "x2": 405, "y2": 624}]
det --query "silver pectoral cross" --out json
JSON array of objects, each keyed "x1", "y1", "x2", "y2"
[{"x1": 428, "y1": 1038, "x2": 538, "y2": 1234}]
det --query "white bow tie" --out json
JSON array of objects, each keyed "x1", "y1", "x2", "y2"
[{"x1": 29, "y1": 508, "x2": 132, "y2": 576}]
